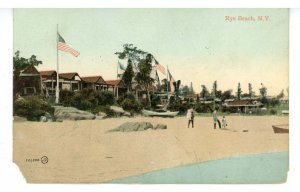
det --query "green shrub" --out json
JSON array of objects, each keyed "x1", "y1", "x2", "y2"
[
  {"x1": 90, "y1": 105, "x2": 115, "y2": 117},
  {"x1": 103, "y1": 105, "x2": 116, "y2": 117},
  {"x1": 168, "y1": 100, "x2": 192, "y2": 115},
  {"x1": 70, "y1": 93, "x2": 83, "y2": 109},
  {"x1": 79, "y1": 89, "x2": 98, "y2": 106},
  {"x1": 270, "y1": 109, "x2": 277, "y2": 115},
  {"x1": 261, "y1": 97, "x2": 269, "y2": 105},
  {"x1": 169, "y1": 96, "x2": 176, "y2": 106},
  {"x1": 195, "y1": 102, "x2": 206, "y2": 113},
  {"x1": 117, "y1": 93, "x2": 142, "y2": 113},
  {"x1": 79, "y1": 99, "x2": 93, "y2": 110},
  {"x1": 56, "y1": 89, "x2": 117, "y2": 113},
  {"x1": 60, "y1": 89, "x2": 75, "y2": 106},
  {"x1": 94, "y1": 91, "x2": 115, "y2": 106},
  {"x1": 117, "y1": 92, "x2": 135, "y2": 104},
  {"x1": 14, "y1": 96, "x2": 54, "y2": 121},
  {"x1": 70, "y1": 92, "x2": 93, "y2": 110},
  {"x1": 90, "y1": 105, "x2": 102, "y2": 115},
  {"x1": 121, "y1": 98, "x2": 142, "y2": 113},
  {"x1": 150, "y1": 94, "x2": 161, "y2": 109}
]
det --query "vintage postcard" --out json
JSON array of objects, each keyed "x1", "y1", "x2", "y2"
[{"x1": 13, "y1": 8, "x2": 289, "y2": 183}]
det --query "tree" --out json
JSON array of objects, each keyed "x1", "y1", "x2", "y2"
[
  {"x1": 221, "y1": 89, "x2": 233, "y2": 101},
  {"x1": 161, "y1": 78, "x2": 179, "y2": 94},
  {"x1": 236, "y1": 82, "x2": 242, "y2": 100},
  {"x1": 241, "y1": 93, "x2": 249, "y2": 98},
  {"x1": 13, "y1": 51, "x2": 42, "y2": 71},
  {"x1": 276, "y1": 89, "x2": 285, "y2": 99},
  {"x1": 181, "y1": 85, "x2": 189, "y2": 97},
  {"x1": 259, "y1": 83, "x2": 268, "y2": 104},
  {"x1": 135, "y1": 54, "x2": 155, "y2": 108},
  {"x1": 13, "y1": 51, "x2": 43, "y2": 96},
  {"x1": 116, "y1": 44, "x2": 160, "y2": 109},
  {"x1": 200, "y1": 85, "x2": 209, "y2": 99},
  {"x1": 248, "y1": 83, "x2": 254, "y2": 99},
  {"x1": 28, "y1": 55, "x2": 43, "y2": 66},
  {"x1": 215, "y1": 90, "x2": 222, "y2": 99},
  {"x1": 115, "y1": 44, "x2": 147, "y2": 70},
  {"x1": 270, "y1": 98, "x2": 279, "y2": 107},
  {"x1": 286, "y1": 87, "x2": 289, "y2": 104},
  {"x1": 211, "y1": 81, "x2": 218, "y2": 109},
  {"x1": 259, "y1": 83, "x2": 267, "y2": 98},
  {"x1": 190, "y1": 82, "x2": 194, "y2": 94},
  {"x1": 212, "y1": 81, "x2": 217, "y2": 97},
  {"x1": 122, "y1": 59, "x2": 134, "y2": 91},
  {"x1": 173, "y1": 80, "x2": 181, "y2": 98}
]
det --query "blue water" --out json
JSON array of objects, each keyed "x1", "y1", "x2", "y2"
[{"x1": 109, "y1": 152, "x2": 288, "y2": 184}]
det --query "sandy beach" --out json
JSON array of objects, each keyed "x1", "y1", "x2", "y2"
[{"x1": 13, "y1": 115, "x2": 288, "y2": 183}]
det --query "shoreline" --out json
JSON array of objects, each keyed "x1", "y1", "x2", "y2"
[{"x1": 109, "y1": 151, "x2": 288, "y2": 184}]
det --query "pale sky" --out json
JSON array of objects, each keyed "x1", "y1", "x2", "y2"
[{"x1": 14, "y1": 9, "x2": 289, "y2": 96}]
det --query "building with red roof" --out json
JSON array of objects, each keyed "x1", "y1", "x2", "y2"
[
  {"x1": 81, "y1": 76, "x2": 108, "y2": 91},
  {"x1": 105, "y1": 79, "x2": 126, "y2": 98},
  {"x1": 18, "y1": 64, "x2": 41, "y2": 95},
  {"x1": 39, "y1": 70, "x2": 57, "y2": 95}
]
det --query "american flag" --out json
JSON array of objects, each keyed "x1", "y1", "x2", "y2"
[
  {"x1": 57, "y1": 33, "x2": 80, "y2": 57},
  {"x1": 168, "y1": 69, "x2": 175, "y2": 92},
  {"x1": 154, "y1": 63, "x2": 166, "y2": 75}
]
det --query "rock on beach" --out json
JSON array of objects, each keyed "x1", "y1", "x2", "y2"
[
  {"x1": 108, "y1": 122, "x2": 167, "y2": 132},
  {"x1": 54, "y1": 106, "x2": 96, "y2": 121}
]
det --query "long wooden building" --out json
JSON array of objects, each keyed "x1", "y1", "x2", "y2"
[{"x1": 17, "y1": 65, "x2": 149, "y2": 101}]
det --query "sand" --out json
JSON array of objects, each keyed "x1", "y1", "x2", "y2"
[{"x1": 13, "y1": 115, "x2": 289, "y2": 183}]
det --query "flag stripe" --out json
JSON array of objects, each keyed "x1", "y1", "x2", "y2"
[
  {"x1": 155, "y1": 64, "x2": 166, "y2": 75},
  {"x1": 58, "y1": 44, "x2": 78, "y2": 55},
  {"x1": 57, "y1": 33, "x2": 80, "y2": 57},
  {"x1": 58, "y1": 42, "x2": 80, "y2": 57}
]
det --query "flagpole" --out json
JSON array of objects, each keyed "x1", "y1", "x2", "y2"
[
  {"x1": 166, "y1": 65, "x2": 169, "y2": 102},
  {"x1": 55, "y1": 24, "x2": 59, "y2": 104},
  {"x1": 117, "y1": 61, "x2": 119, "y2": 80}
]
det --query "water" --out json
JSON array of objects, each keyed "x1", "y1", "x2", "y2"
[{"x1": 109, "y1": 152, "x2": 288, "y2": 184}]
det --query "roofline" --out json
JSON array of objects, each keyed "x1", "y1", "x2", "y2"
[
  {"x1": 224, "y1": 104, "x2": 263, "y2": 107},
  {"x1": 59, "y1": 72, "x2": 79, "y2": 75},
  {"x1": 105, "y1": 79, "x2": 120, "y2": 82},
  {"x1": 81, "y1": 75, "x2": 103, "y2": 78},
  {"x1": 39, "y1": 70, "x2": 56, "y2": 72}
]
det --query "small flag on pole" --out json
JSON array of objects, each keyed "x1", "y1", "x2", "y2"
[
  {"x1": 118, "y1": 61, "x2": 126, "y2": 71},
  {"x1": 154, "y1": 63, "x2": 166, "y2": 75},
  {"x1": 155, "y1": 70, "x2": 161, "y2": 87},
  {"x1": 168, "y1": 69, "x2": 175, "y2": 92},
  {"x1": 57, "y1": 33, "x2": 80, "y2": 57}
]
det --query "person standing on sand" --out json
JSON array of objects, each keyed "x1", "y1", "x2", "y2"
[
  {"x1": 222, "y1": 115, "x2": 227, "y2": 128},
  {"x1": 213, "y1": 109, "x2": 219, "y2": 129},
  {"x1": 187, "y1": 108, "x2": 194, "y2": 128}
]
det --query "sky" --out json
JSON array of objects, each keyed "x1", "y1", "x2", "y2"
[{"x1": 14, "y1": 9, "x2": 289, "y2": 96}]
